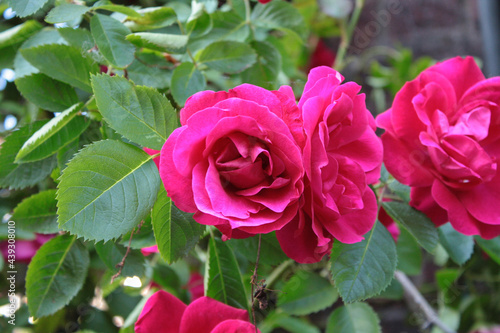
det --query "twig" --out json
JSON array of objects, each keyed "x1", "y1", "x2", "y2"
[
  {"x1": 334, "y1": 0, "x2": 365, "y2": 71},
  {"x1": 250, "y1": 234, "x2": 262, "y2": 333},
  {"x1": 111, "y1": 221, "x2": 145, "y2": 283},
  {"x1": 395, "y1": 270, "x2": 456, "y2": 333}
]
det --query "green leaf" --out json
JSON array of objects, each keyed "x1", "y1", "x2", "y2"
[
  {"x1": 12, "y1": 189, "x2": 59, "y2": 234},
  {"x1": 198, "y1": 41, "x2": 256, "y2": 73},
  {"x1": 91, "y1": 14, "x2": 135, "y2": 68},
  {"x1": 9, "y1": 0, "x2": 50, "y2": 17},
  {"x1": 186, "y1": 10, "x2": 212, "y2": 38},
  {"x1": 95, "y1": 241, "x2": 145, "y2": 278},
  {"x1": 396, "y1": 228, "x2": 422, "y2": 275},
  {"x1": 126, "y1": 32, "x2": 188, "y2": 54},
  {"x1": 14, "y1": 28, "x2": 67, "y2": 79},
  {"x1": 15, "y1": 73, "x2": 79, "y2": 112},
  {"x1": 330, "y1": 221, "x2": 397, "y2": 303},
  {"x1": 93, "y1": 4, "x2": 141, "y2": 17},
  {"x1": 45, "y1": 4, "x2": 90, "y2": 24},
  {"x1": 21, "y1": 44, "x2": 99, "y2": 93},
  {"x1": 57, "y1": 140, "x2": 161, "y2": 242},
  {"x1": 228, "y1": 232, "x2": 287, "y2": 266},
  {"x1": 205, "y1": 237, "x2": 248, "y2": 310},
  {"x1": 251, "y1": 1, "x2": 307, "y2": 41},
  {"x1": 382, "y1": 201, "x2": 438, "y2": 254},
  {"x1": 388, "y1": 180, "x2": 411, "y2": 202},
  {"x1": 438, "y1": 223, "x2": 474, "y2": 265},
  {"x1": 0, "y1": 121, "x2": 57, "y2": 190},
  {"x1": 125, "y1": 7, "x2": 177, "y2": 32},
  {"x1": 475, "y1": 236, "x2": 500, "y2": 266},
  {"x1": 58, "y1": 27, "x2": 94, "y2": 51},
  {"x1": 170, "y1": 62, "x2": 206, "y2": 106},
  {"x1": 26, "y1": 235, "x2": 89, "y2": 318},
  {"x1": 326, "y1": 302, "x2": 381, "y2": 333},
  {"x1": 91, "y1": 74, "x2": 176, "y2": 150},
  {"x1": 0, "y1": 20, "x2": 43, "y2": 49},
  {"x1": 240, "y1": 41, "x2": 281, "y2": 89},
  {"x1": 188, "y1": 10, "x2": 249, "y2": 53},
  {"x1": 15, "y1": 103, "x2": 90, "y2": 163},
  {"x1": 152, "y1": 187, "x2": 205, "y2": 264},
  {"x1": 126, "y1": 52, "x2": 172, "y2": 89},
  {"x1": 278, "y1": 271, "x2": 338, "y2": 315},
  {"x1": 260, "y1": 311, "x2": 320, "y2": 333}
]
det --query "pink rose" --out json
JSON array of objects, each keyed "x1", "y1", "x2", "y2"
[
  {"x1": 160, "y1": 84, "x2": 304, "y2": 239},
  {"x1": 377, "y1": 56, "x2": 500, "y2": 238},
  {"x1": 0, "y1": 234, "x2": 54, "y2": 263},
  {"x1": 275, "y1": 66, "x2": 383, "y2": 263},
  {"x1": 135, "y1": 290, "x2": 259, "y2": 333}
]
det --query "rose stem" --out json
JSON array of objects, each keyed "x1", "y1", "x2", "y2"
[
  {"x1": 395, "y1": 270, "x2": 456, "y2": 333},
  {"x1": 334, "y1": 0, "x2": 366, "y2": 71},
  {"x1": 251, "y1": 234, "x2": 262, "y2": 333}
]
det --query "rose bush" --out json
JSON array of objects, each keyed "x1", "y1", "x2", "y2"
[
  {"x1": 275, "y1": 66, "x2": 383, "y2": 263},
  {"x1": 135, "y1": 290, "x2": 259, "y2": 333},
  {"x1": 160, "y1": 84, "x2": 304, "y2": 240},
  {"x1": 377, "y1": 56, "x2": 500, "y2": 238}
]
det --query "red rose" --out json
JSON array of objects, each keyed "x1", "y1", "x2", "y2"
[
  {"x1": 160, "y1": 84, "x2": 304, "y2": 239},
  {"x1": 276, "y1": 66, "x2": 383, "y2": 263},
  {"x1": 135, "y1": 290, "x2": 259, "y2": 333},
  {"x1": 377, "y1": 56, "x2": 500, "y2": 238}
]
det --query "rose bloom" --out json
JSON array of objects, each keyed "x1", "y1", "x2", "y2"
[
  {"x1": 0, "y1": 234, "x2": 53, "y2": 263},
  {"x1": 135, "y1": 290, "x2": 259, "y2": 333},
  {"x1": 275, "y1": 66, "x2": 383, "y2": 263},
  {"x1": 377, "y1": 57, "x2": 500, "y2": 238},
  {"x1": 160, "y1": 84, "x2": 304, "y2": 239}
]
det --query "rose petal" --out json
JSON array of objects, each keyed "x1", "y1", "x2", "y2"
[
  {"x1": 135, "y1": 291, "x2": 187, "y2": 333},
  {"x1": 211, "y1": 320, "x2": 260, "y2": 333},
  {"x1": 179, "y1": 297, "x2": 249, "y2": 333},
  {"x1": 160, "y1": 128, "x2": 197, "y2": 212}
]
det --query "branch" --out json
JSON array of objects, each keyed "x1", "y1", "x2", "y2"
[{"x1": 394, "y1": 270, "x2": 456, "y2": 333}]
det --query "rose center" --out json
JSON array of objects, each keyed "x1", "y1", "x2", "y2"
[{"x1": 212, "y1": 134, "x2": 274, "y2": 190}]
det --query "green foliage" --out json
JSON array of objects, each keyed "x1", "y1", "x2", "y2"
[
  {"x1": 171, "y1": 62, "x2": 206, "y2": 106},
  {"x1": 396, "y1": 228, "x2": 422, "y2": 275},
  {"x1": 12, "y1": 189, "x2": 59, "y2": 234},
  {"x1": 326, "y1": 302, "x2": 381, "y2": 333},
  {"x1": 151, "y1": 187, "x2": 205, "y2": 264},
  {"x1": 439, "y1": 223, "x2": 475, "y2": 265},
  {"x1": 475, "y1": 236, "x2": 500, "y2": 265},
  {"x1": 382, "y1": 201, "x2": 438, "y2": 254},
  {"x1": 15, "y1": 73, "x2": 79, "y2": 112},
  {"x1": 260, "y1": 311, "x2": 321, "y2": 333},
  {"x1": 278, "y1": 270, "x2": 338, "y2": 315},
  {"x1": 57, "y1": 140, "x2": 160, "y2": 242},
  {"x1": 126, "y1": 32, "x2": 188, "y2": 54},
  {"x1": 241, "y1": 41, "x2": 282, "y2": 89},
  {"x1": 205, "y1": 237, "x2": 248, "y2": 310},
  {"x1": 8, "y1": 0, "x2": 50, "y2": 17},
  {"x1": 251, "y1": 1, "x2": 308, "y2": 41},
  {"x1": 91, "y1": 74, "x2": 177, "y2": 150},
  {"x1": 15, "y1": 103, "x2": 90, "y2": 163},
  {"x1": 21, "y1": 44, "x2": 99, "y2": 93},
  {"x1": 26, "y1": 235, "x2": 89, "y2": 318},
  {"x1": 0, "y1": 121, "x2": 57, "y2": 189},
  {"x1": 95, "y1": 241, "x2": 145, "y2": 278},
  {"x1": 198, "y1": 41, "x2": 257, "y2": 73},
  {"x1": 45, "y1": 4, "x2": 90, "y2": 24},
  {"x1": 0, "y1": 20, "x2": 43, "y2": 49},
  {"x1": 330, "y1": 222, "x2": 397, "y2": 303},
  {"x1": 90, "y1": 14, "x2": 135, "y2": 68},
  {"x1": 228, "y1": 232, "x2": 288, "y2": 266}
]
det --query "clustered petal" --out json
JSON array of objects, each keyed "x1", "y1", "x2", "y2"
[{"x1": 377, "y1": 56, "x2": 500, "y2": 238}]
